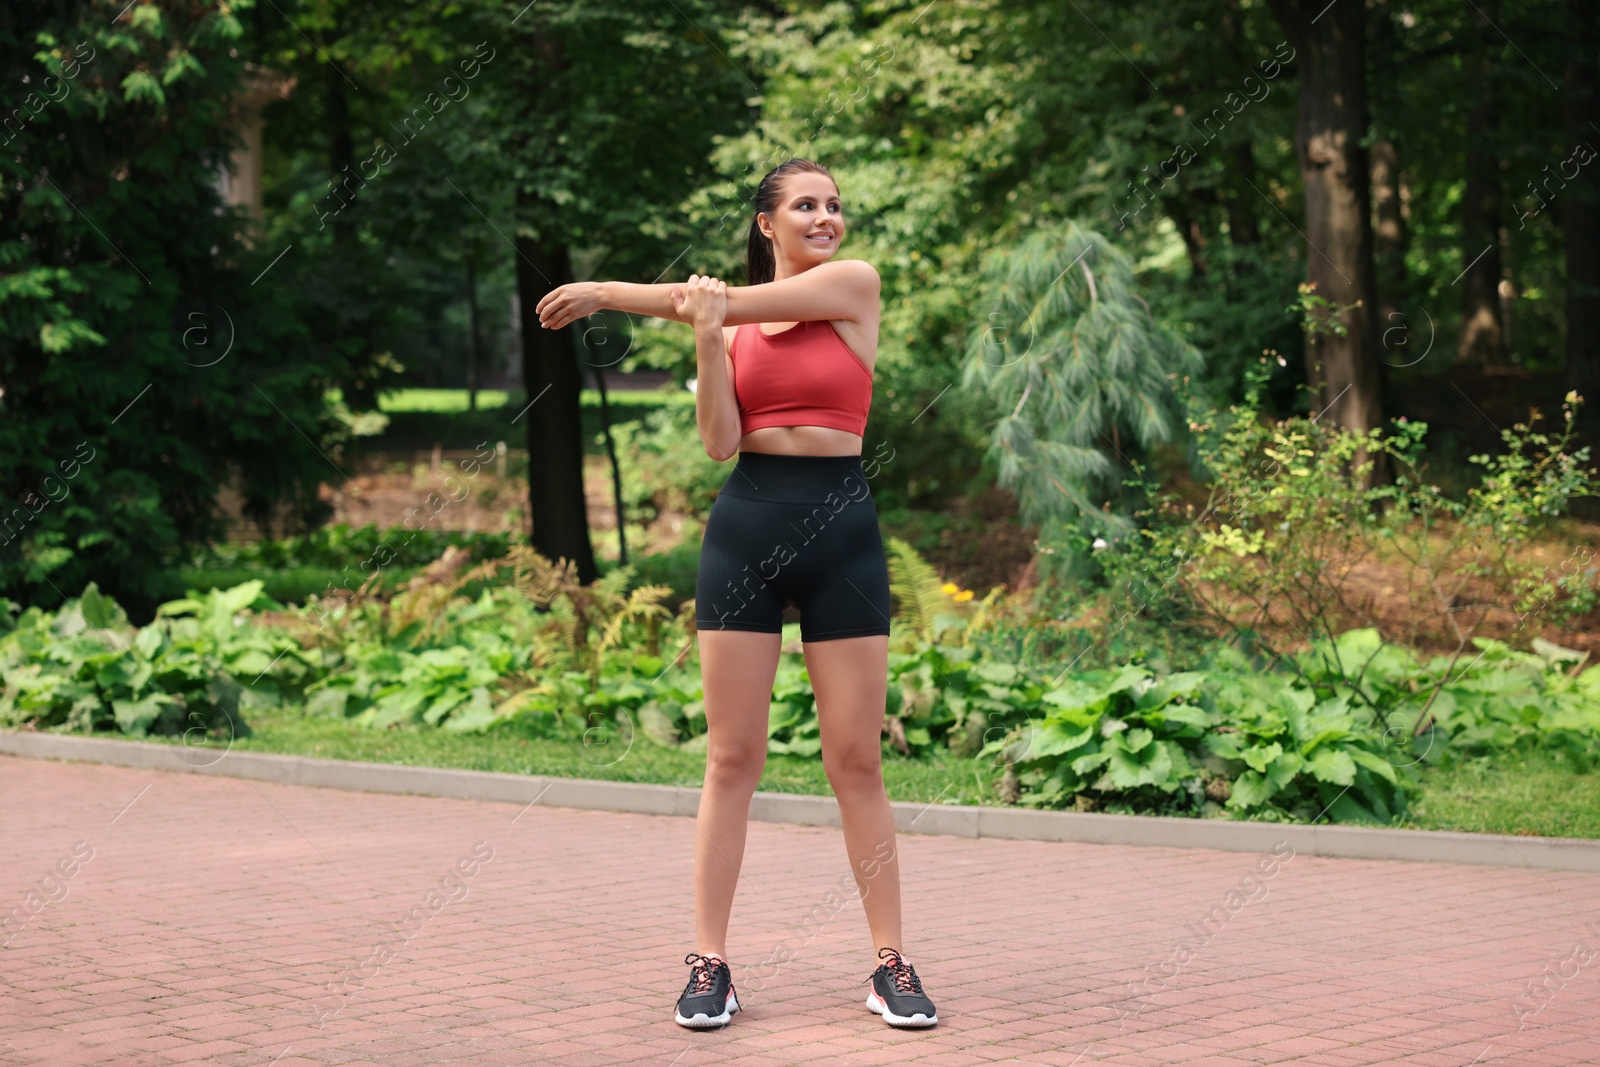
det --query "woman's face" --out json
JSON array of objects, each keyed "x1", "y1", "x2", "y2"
[{"x1": 758, "y1": 172, "x2": 846, "y2": 270}]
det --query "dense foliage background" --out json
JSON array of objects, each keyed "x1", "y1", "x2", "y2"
[
  {"x1": 3, "y1": 1, "x2": 1599, "y2": 827},
  {"x1": 5, "y1": 0, "x2": 1597, "y2": 611}
]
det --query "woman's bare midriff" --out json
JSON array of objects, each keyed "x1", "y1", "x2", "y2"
[{"x1": 738, "y1": 425, "x2": 862, "y2": 457}]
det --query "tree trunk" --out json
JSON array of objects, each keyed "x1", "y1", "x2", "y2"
[
  {"x1": 465, "y1": 254, "x2": 481, "y2": 413},
  {"x1": 516, "y1": 223, "x2": 595, "y2": 583},
  {"x1": 1166, "y1": 197, "x2": 1209, "y2": 277},
  {"x1": 586, "y1": 349, "x2": 629, "y2": 568},
  {"x1": 1219, "y1": 0, "x2": 1261, "y2": 249},
  {"x1": 514, "y1": 26, "x2": 596, "y2": 582},
  {"x1": 326, "y1": 61, "x2": 354, "y2": 252},
  {"x1": 1267, "y1": 0, "x2": 1385, "y2": 451},
  {"x1": 1458, "y1": 2, "x2": 1507, "y2": 366},
  {"x1": 1565, "y1": 0, "x2": 1600, "y2": 401}
]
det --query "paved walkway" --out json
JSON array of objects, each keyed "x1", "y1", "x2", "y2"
[{"x1": 1, "y1": 754, "x2": 1597, "y2": 1067}]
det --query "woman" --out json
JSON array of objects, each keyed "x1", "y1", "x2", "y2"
[{"x1": 534, "y1": 158, "x2": 938, "y2": 1031}]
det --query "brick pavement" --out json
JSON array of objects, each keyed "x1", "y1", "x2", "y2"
[{"x1": 1, "y1": 753, "x2": 1597, "y2": 1067}]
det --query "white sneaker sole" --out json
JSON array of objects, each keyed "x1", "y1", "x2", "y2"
[
  {"x1": 866, "y1": 989, "x2": 937, "y2": 1027},
  {"x1": 676, "y1": 990, "x2": 739, "y2": 1028}
]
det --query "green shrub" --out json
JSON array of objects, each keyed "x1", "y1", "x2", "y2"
[
  {"x1": 161, "y1": 565, "x2": 419, "y2": 606},
  {"x1": 7, "y1": 538, "x2": 1596, "y2": 827},
  {"x1": 977, "y1": 657, "x2": 1413, "y2": 823},
  {"x1": 1, "y1": 6, "x2": 403, "y2": 613},
  {"x1": 1095, "y1": 363, "x2": 1599, "y2": 690},
  {"x1": 193, "y1": 523, "x2": 512, "y2": 572},
  {"x1": 618, "y1": 537, "x2": 703, "y2": 607},
  {"x1": 1297, "y1": 627, "x2": 1600, "y2": 772}
]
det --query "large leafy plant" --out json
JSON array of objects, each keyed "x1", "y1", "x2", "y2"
[
  {"x1": 977, "y1": 654, "x2": 1413, "y2": 823},
  {"x1": 0, "y1": 580, "x2": 302, "y2": 738}
]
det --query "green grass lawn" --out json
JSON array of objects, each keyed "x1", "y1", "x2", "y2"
[
  {"x1": 349, "y1": 390, "x2": 693, "y2": 452},
  {"x1": 377, "y1": 388, "x2": 511, "y2": 412},
  {"x1": 129, "y1": 704, "x2": 993, "y2": 803},
  {"x1": 99, "y1": 706, "x2": 1600, "y2": 839},
  {"x1": 365, "y1": 387, "x2": 691, "y2": 414},
  {"x1": 1391, "y1": 750, "x2": 1600, "y2": 839}
]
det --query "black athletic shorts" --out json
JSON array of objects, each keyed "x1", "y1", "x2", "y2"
[{"x1": 694, "y1": 451, "x2": 892, "y2": 642}]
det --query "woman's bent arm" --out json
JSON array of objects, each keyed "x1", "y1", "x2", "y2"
[
  {"x1": 694, "y1": 325, "x2": 741, "y2": 461},
  {"x1": 722, "y1": 259, "x2": 879, "y2": 326},
  {"x1": 535, "y1": 259, "x2": 879, "y2": 331}
]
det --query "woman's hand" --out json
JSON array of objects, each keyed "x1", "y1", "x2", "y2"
[
  {"x1": 535, "y1": 281, "x2": 605, "y2": 330},
  {"x1": 671, "y1": 274, "x2": 727, "y2": 329}
]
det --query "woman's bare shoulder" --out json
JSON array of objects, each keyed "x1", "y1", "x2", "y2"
[{"x1": 817, "y1": 258, "x2": 879, "y2": 287}]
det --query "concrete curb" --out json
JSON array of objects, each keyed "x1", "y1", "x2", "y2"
[{"x1": 4, "y1": 730, "x2": 1599, "y2": 873}]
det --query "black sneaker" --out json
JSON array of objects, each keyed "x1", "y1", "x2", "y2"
[
  {"x1": 863, "y1": 947, "x2": 938, "y2": 1027},
  {"x1": 676, "y1": 952, "x2": 740, "y2": 1028}
]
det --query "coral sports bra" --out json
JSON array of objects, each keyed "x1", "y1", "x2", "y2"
[{"x1": 729, "y1": 320, "x2": 874, "y2": 437}]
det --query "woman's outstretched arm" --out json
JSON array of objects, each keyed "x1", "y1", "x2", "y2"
[
  {"x1": 534, "y1": 280, "x2": 689, "y2": 330},
  {"x1": 535, "y1": 259, "x2": 879, "y2": 331}
]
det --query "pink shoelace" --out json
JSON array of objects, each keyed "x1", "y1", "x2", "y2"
[
  {"x1": 684, "y1": 952, "x2": 728, "y2": 995},
  {"x1": 869, "y1": 948, "x2": 924, "y2": 995}
]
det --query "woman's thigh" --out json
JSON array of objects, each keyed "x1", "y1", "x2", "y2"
[
  {"x1": 803, "y1": 633, "x2": 890, "y2": 778},
  {"x1": 696, "y1": 629, "x2": 782, "y2": 769}
]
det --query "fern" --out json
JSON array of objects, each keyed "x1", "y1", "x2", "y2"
[
  {"x1": 885, "y1": 535, "x2": 950, "y2": 645},
  {"x1": 596, "y1": 584, "x2": 674, "y2": 655}
]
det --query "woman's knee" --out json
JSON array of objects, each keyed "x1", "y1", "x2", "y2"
[
  {"x1": 822, "y1": 742, "x2": 882, "y2": 788},
  {"x1": 705, "y1": 741, "x2": 767, "y2": 788}
]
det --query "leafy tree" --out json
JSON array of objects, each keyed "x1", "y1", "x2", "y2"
[
  {"x1": 0, "y1": 1, "x2": 368, "y2": 614},
  {"x1": 247, "y1": 0, "x2": 515, "y2": 409},
  {"x1": 1563, "y1": 0, "x2": 1600, "y2": 400}
]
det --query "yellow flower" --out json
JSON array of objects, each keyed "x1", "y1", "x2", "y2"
[
  {"x1": 940, "y1": 582, "x2": 959, "y2": 595},
  {"x1": 954, "y1": 589, "x2": 974, "y2": 602}
]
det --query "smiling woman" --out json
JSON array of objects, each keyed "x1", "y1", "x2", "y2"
[{"x1": 534, "y1": 157, "x2": 940, "y2": 1033}]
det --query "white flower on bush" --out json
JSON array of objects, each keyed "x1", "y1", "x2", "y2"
[{"x1": 1092, "y1": 537, "x2": 1108, "y2": 551}]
